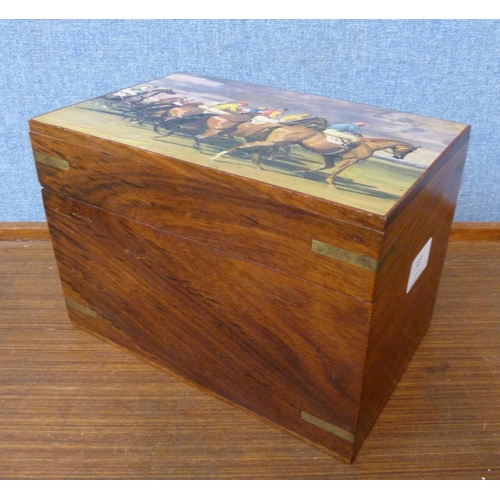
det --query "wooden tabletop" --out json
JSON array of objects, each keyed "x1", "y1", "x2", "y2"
[{"x1": 0, "y1": 236, "x2": 499, "y2": 479}]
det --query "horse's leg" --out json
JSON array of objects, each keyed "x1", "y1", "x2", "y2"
[
  {"x1": 153, "y1": 120, "x2": 163, "y2": 134},
  {"x1": 158, "y1": 115, "x2": 197, "y2": 136},
  {"x1": 211, "y1": 140, "x2": 278, "y2": 162},
  {"x1": 215, "y1": 147, "x2": 262, "y2": 168},
  {"x1": 160, "y1": 115, "x2": 182, "y2": 125},
  {"x1": 251, "y1": 150, "x2": 263, "y2": 169},
  {"x1": 266, "y1": 146, "x2": 279, "y2": 161},
  {"x1": 152, "y1": 116, "x2": 168, "y2": 133},
  {"x1": 160, "y1": 124, "x2": 182, "y2": 137},
  {"x1": 326, "y1": 158, "x2": 358, "y2": 185},
  {"x1": 211, "y1": 144, "x2": 242, "y2": 161},
  {"x1": 265, "y1": 145, "x2": 290, "y2": 160},
  {"x1": 149, "y1": 111, "x2": 168, "y2": 129},
  {"x1": 316, "y1": 158, "x2": 335, "y2": 171},
  {"x1": 321, "y1": 155, "x2": 337, "y2": 171},
  {"x1": 194, "y1": 128, "x2": 227, "y2": 152}
]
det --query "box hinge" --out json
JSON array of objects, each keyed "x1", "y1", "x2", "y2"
[
  {"x1": 301, "y1": 411, "x2": 355, "y2": 443},
  {"x1": 311, "y1": 239, "x2": 379, "y2": 272},
  {"x1": 33, "y1": 151, "x2": 70, "y2": 171},
  {"x1": 311, "y1": 238, "x2": 399, "y2": 272},
  {"x1": 65, "y1": 297, "x2": 97, "y2": 318}
]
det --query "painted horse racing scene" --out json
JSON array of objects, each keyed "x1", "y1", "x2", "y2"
[{"x1": 36, "y1": 74, "x2": 467, "y2": 215}]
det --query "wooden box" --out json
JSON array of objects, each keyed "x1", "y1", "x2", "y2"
[{"x1": 30, "y1": 73, "x2": 470, "y2": 463}]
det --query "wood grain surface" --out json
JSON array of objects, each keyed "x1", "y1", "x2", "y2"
[
  {"x1": 0, "y1": 237, "x2": 499, "y2": 479},
  {"x1": 38, "y1": 130, "x2": 464, "y2": 463},
  {"x1": 3, "y1": 221, "x2": 500, "y2": 243},
  {"x1": 0, "y1": 222, "x2": 49, "y2": 241},
  {"x1": 450, "y1": 222, "x2": 500, "y2": 241},
  {"x1": 43, "y1": 190, "x2": 371, "y2": 462},
  {"x1": 354, "y1": 140, "x2": 466, "y2": 454},
  {"x1": 31, "y1": 132, "x2": 382, "y2": 301}
]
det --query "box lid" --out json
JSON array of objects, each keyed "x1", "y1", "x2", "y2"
[{"x1": 30, "y1": 72, "x2": 469, "y2": 226}]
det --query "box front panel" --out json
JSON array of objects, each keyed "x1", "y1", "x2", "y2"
[
  {"x1": 43, "y1": 190, "x2": 371, "y2": 462},
  {"x1": 32, "y1": 132, "x2": 382, "y2": 301}
]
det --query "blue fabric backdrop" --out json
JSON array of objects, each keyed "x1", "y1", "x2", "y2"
[{"x1": 1, "y1": 19, "x2": 499, "y2": 222}]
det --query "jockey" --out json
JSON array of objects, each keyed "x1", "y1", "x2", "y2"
[
  {"x1": 177, "y1": 97, "x2": 198, "y2": 106},
  {"x1": 279, "y1": 113, "x2": 311, "y2": 124},
  {"x1": 140, "y1": 95, "x2": 179, "y2": 107},
  {"x1": 246, "y1": 106, "x2": 267, "y2": 114},
  {"x1": 323, "y1": 122, "x2": 366, "y2": 149},
  {"x1": 250, "y1": 108, "x2": 289, "y2": 125},
  {"x1": 261, "y1": 108, "x2": 287, "y2": 119},
  {"x1": 213, "y1": 102, "x2": 248, "y2": 114}
]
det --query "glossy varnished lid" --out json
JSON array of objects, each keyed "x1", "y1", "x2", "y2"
[{"x1": 31, "y1": 72, "x2": 469, "y2": 218}]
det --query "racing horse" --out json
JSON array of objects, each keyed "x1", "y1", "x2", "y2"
[
  {"x1": 105, "y1": 88, "x2": 176, "y2": 105},
  {"x1": 193, "y1": 113, "x2": 261, "y2": 151},
  {"x1": 195, "y1": 116, "x2": 328, "y2": 154},
  {"x1": 135, "y1": 103, "x2": 205, "y2": 133},
  {"x1": 137, "y1": 104, "x2": 251, "y2": 136},
  {"x1": 320, "y1": 138, "x2": 420, "y2": 185},
  {"x1": 104, "y1": 88, "x2": 176, "y2": 113},
  {"x1": 212, "y1": 127, "x2": 419, "y2": 185}
]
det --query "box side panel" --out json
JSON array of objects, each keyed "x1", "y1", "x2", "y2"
[
  {"x1": 353, "y1": 139, "x2": 469, "y2": 456},
  {"x1": 31, "y1": 132, "x2": 383, "y2": 301},
  {"x1": 43, "y1": 189, "x2": 372, "y2": 462}
]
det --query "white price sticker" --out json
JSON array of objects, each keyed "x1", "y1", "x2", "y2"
[{"x1": 406, "y1": 238, "x2": 433, "y2": 293}]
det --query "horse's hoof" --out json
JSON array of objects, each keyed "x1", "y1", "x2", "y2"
[{"x1": 211, "y1": 151, "x2": 227, "y2": 161}]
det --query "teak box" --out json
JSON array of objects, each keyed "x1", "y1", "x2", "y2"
[{"x1": 30, "y1": 73, "x2": 470, "y2": 463}]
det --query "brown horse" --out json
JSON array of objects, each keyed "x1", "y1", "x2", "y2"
[
  {"x1": 319, "y1": 138, "x2": 420, "y2": 184},
  {"x1": 195, "y1": 115, "x2": 328, "y2": 153},
  {"x1": 212, "y1": 128, "x2": 419, "y2": 184},
  {"x1": 211, "y1": 123, "x2": 337, "y2": 164},
  {"x1": 193, "y1": 113, "x2": 261, "y2": 150},
  {"x1": 147, "y1": 104, "x2": 206, "y2": 134},
  {"x1": 127, "y1": 99, "x2": 188, "y2": 127}
]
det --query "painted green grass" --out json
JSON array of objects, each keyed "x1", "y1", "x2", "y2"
[
  {"x1": 76, "y1": 100, "x2": 424, "y2": 201},
  {"x1": 333, "y1": 157, "x2": 424, "y2": 200},
  {"x1": 191, "y1": 138, "x2": 424, "y2": 202}
]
